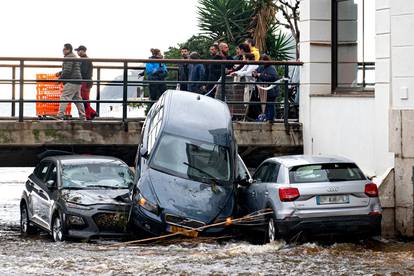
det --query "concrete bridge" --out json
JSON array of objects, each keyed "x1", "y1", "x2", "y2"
[{"x1": 0, "y1": 120, "x2": 303, "y2": 167}]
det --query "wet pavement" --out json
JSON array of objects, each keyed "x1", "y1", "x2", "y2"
[{"x1": 1, "y1": 170, "x2": 414, "y2": 275}]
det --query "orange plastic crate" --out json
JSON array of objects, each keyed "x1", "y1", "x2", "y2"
[{"x1": 36, "y1": 74, "x2": 71, "y2": 116}]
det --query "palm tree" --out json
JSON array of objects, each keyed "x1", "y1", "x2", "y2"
[
  {"x1": 249, "y1": 0, "x2": 277, "y2": 52},
  {"x1": 197, "y1": 0, "x2": 253, "y2": 44},
  {"x1": 196, "y1": 0, "x2": 297, "y2": 60}
]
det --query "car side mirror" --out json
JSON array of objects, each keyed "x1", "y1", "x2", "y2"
[
  {"x1": 237, "y1": 178, "x2": 253, "y2": 187},
  {"x1": 46, "y1": 180, "x2": 56, "y2": 189},
  {"x1": 140, "y1": 146, "x2": 149, "y2": 159}
]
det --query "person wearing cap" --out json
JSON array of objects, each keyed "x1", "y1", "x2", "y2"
[
  {"x1": 76, "y1": 45, "x2": 97, "y2": 120},
  {"x1": 55, "y1": 43, "x2": 86, "y2": 120}
]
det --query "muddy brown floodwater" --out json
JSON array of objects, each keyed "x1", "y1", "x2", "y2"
[{"x1": 1, "y1": 179, "x2": 414, "y2": 275}]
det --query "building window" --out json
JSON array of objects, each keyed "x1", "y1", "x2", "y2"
[{"x1": 332, "y1": 0, "x2": 375, "y2": 91}]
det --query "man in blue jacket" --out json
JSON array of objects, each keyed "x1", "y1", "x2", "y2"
[
  {"x1": 145, "y1": 48, "x2": 167, "y2": 102},
  {"x1": 188, "y1": 52, "x2": 205, "y2": 93}
]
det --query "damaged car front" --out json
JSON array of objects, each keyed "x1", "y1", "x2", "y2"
[
  {"x1": 19, "y1": 155, "x2": 135, "y2": 242},
  {"x1": 130, "y1": 91, "x2": 238, "y2": 238},
  {"x1": 57, "y1": 158, "x2": 134, "y2": 241}
]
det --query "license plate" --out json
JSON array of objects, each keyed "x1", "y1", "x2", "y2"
[
  {"x1": 166, "y1": 225, "x2": 199, "y2": 238},
  {"x1": 317, "y1": 195, "x2": 349, "y2": 205}
]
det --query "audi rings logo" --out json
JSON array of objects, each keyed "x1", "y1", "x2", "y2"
[{"x1": 327, "y1": 186, "x2": 339, "y2": 193}]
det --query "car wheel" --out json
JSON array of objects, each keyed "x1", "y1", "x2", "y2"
[
  {"x1": 20, "y1": 203, "x2": 36, "y2": 235},
  {"x1": 52, "y1": 213, "x2": 65, "y2": 242},
  {"x1": 264, "y1": 215, "x2": 279, "y2": 244}
]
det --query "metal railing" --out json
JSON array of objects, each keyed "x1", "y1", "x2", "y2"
[{"x1": 0, "y1": 57, "x2": 302, "y2": 126}]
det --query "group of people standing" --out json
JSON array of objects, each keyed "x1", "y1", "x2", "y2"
[
  {"x1": 56, "y1": 43, "x2": 98, "y2": 121},
  {"x1": 56, "y1": 39, "x2": 280, "y2": 122},
  {"x1": 147, "y1": 39, "x2": 280, "y2": 122}
]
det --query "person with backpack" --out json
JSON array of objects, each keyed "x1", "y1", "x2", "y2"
[
  {"x1": 55, "y1": 43, "x2": 86, "y2": 120},
  {"x1": 145, "y1": 48, "x2": 168, "y2": 101}
]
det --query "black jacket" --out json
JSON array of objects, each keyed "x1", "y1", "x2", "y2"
[
  {"x1": 204, "y1": 54, "x2": 223, "y2": 82},
  {"x1": 80, "y1": 56, "x2": 93, "y2": 80},
  {"x1": 256, "y1": 65, "x2": 280, "y2": 97}
]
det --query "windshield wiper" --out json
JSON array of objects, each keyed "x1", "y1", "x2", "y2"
[
  {"x1": 182, "y1": 162, "x2": 222, "y2": 192},
  {"x1": 64, "y1": 186, "x2": 85, "y2": 190},
  {"x1": 86, "y1": 185, "x2": 124, "y2": 189}
]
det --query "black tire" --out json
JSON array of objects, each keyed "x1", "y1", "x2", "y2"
[
  {"x1": 250, "y1": 212, "x2": 280, "y2": 245},
  {"x1": 52, "y1": 212, "x2": 66, "y2": 242},
  {"x1": 264, "y1": 216, "x2": 278, "y2": 244},
  {"x1": 264, "y1": 212, "x2": 281, "y2": 243},
  {"x1": 20, "y1": 203, "x2": 36, "y2": 235}
]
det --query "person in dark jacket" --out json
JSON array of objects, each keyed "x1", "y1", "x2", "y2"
[
  {"x1": 76, "y1": 45, "x2": 97, "y2": 120},
  {"x1": 56, "y1": 43, "x2": 86, "y2": 120},
  {"x1": 253, "y1": 54, "x2": 280, "y2": 122},
  {"x1": 202, "y1": 44, "x2": 223, "y2": 98},
  {"x1": 219, "y1": 42, "x2": 233, "y2": 73},
  {"x1": 178, "y1": 47, "x2": 190, "y2": 91},
  {"x1": 187, "y1": 52, "x2": 205, "y2": 93},
  {"x1": 145, "y1": 48, "x2": 168, "y2": 102}
]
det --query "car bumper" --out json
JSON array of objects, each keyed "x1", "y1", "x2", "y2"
[
  {"x1": 276, "y1": 214, "x2": 382, "y2": 238},
  {"x1": 130, "y1": 205, "x2": 229, "y2": 237},
  {"x1": 63, "y1": 204, "x2": 131, "y2": 240}
]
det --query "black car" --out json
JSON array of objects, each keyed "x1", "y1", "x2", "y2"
[
  {"x1": 20, "y1": 155, "x2": 134, "y2": 242},
  {"x1": 130, "y1": 90, "x2": 249, "y2": 237}
]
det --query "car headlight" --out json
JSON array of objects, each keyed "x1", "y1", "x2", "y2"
[
  {"x1": 67, "y1": 215, "x2": 85, "y2": 226},
  {"x1": 66, "y1": 202, "x2": 93, "y2": 210},
  {"x1": 137, "y1": 194, "x2": 159, "y2": 215}
]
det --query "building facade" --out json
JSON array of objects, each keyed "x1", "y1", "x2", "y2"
[{"x1": 300, "y1": 0, "x2": 413, "y2": 236}]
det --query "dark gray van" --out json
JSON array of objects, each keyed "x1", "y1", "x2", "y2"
[{"x1": 130, "y1": 90, "x2": 242, "y2": 236}]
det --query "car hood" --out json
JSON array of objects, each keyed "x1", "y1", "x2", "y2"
[
  {"x1": 61, "y1": 188, "x2": 131, "y2": 206},
  {"x1": 141, "y1": 169, "x2": 235, "y2": 224}
]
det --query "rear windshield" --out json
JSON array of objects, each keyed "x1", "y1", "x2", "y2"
[{"x1": 289, "y1": 163, "x2": 366, "y2": 183}]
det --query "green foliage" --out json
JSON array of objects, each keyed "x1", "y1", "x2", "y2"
[
  {"x1": 265, "y1": 25, "x2": 295, "y2": 60},
  {"x1": 165, "y1": 0, "x2": 299, "y2": 61},
  {"x1": 197, "y1": 0, "x2": 253, "y2": 44},
  {"x1": 164, "y1": 35, "x2": 215, "y2": 59}
]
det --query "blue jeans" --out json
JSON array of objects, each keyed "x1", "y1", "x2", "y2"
[{"x1": 265, "y1": 95, "x2": 276, "y2": 121}]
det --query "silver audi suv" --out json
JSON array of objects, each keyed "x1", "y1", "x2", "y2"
[{"x1": 238, "y1": 155, "x2": 382, "y2": 243}]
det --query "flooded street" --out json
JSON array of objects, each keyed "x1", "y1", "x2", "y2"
[{"x1": 1, "y1": 169, "x2": 414, "y2": 275}]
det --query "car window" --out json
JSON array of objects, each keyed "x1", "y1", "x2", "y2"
[
  {"x1": 34, "y1": 161, "x2": 51, "y2": 182},
  {"x1": 253, "y1": 164, "x2": 269, "y2": 183},
  {"x1": 265, "y1": 163, "x2": 280, "y2": 183},
  {"x1": 147, "y1": 105, "x2": 164, "y2": 153},
  {"x1": 45, "y1": 164, "x2": 57, "y2": 184},
  {"x1": 289, "y1": 163, "x2": 366, "y2": 183},
  {"x1": 236, "y1": 156, "x2": 250, "y2": 181}
]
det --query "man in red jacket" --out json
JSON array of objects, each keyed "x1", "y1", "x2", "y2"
[{"x1": 76, "y1": 45, "x2": 98, "y2": 120}]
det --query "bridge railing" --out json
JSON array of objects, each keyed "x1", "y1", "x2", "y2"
[{"x1": 0, "y1": 57, "x2": 302, "y2": 126}]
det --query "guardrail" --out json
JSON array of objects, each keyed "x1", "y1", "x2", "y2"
[{"x1": 0, "y1": 57, "x2": 302, "y2": 126}]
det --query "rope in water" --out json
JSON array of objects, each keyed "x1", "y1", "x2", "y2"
[{"x1": 106, "y1": 208, "x2": 274, "y2": 248}]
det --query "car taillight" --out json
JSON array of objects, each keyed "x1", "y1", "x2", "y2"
[
  {"x1": 365, "y1": 183, "x2": 378, "y2": 197},
  {"x1": 279, "y1": 187, "x2": 300, "y2": 202}
]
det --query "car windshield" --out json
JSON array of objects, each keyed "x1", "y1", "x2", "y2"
[
  {"x1": 61, "y1": 161, "x2": 134, "y2": 189},
  {"x1": 150, "y1": 134, "x2": 231, "y2": 183},
  {"x1": 289, "y1": 163, "x2": 366, "y2": 183}
]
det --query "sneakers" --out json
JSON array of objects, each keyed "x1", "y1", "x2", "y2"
[
  {"x1": 256, "y1": 114, "x2": 266, "y2": 122},
  {"x1": 49, "y1": 115, "x2": 65, "y2": 121}
]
